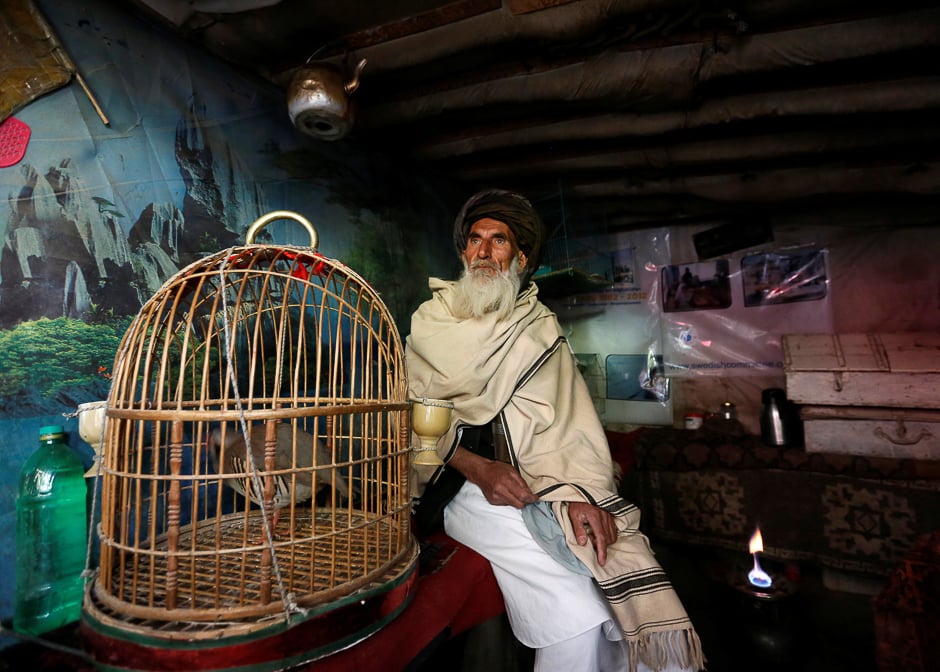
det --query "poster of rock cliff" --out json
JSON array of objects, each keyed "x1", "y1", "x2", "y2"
[{"x1": 0, "y1": 0, "x2": 452, "y2": 627}]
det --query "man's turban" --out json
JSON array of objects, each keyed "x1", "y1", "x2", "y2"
[{"x1": 453, "y1": 189, "x2": 546, "y2": 286}]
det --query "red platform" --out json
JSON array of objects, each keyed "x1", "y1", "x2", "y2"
[
  {"x1": 304, "y1": 533, "x2": 504, "y2": 670},
  {"x1": 78, "y1": 533, "x2": 503, "y2": 672}
]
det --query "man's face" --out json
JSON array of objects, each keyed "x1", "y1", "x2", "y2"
[{"x1": 460, "y1": 218, "x2": 528, "y2": 278}]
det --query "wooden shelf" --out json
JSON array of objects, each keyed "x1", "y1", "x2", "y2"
[{"x1": 533, "y1": 267, "x2": 611, "y2": 298}]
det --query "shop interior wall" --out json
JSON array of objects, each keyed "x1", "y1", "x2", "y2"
[
  {"x1": 552, "y1": 221, "x2": 940, "y2": 436},
  {"x1": 0, "y1": 0, "x2": 456, "y2": 628},
  {"x1": 3, "y1": 0, "x2": 938, "y2": 635}
]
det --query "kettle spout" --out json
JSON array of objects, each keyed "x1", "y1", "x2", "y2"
[{"x1": 345, "y1": 58, "x2": 367, "y2": 94}]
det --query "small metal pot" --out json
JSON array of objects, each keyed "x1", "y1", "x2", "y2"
[{"x1": 287, "y1": 58, "x2": 367, "y2": 141}]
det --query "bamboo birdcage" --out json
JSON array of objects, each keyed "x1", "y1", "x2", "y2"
[{"x1": 83, "y1": 212, "x2": 417, "y2": 658}]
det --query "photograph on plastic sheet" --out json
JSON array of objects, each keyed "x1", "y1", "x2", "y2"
[
  {"x1": 606, "y1": 354, "x2": 669, "y2": 402},
  {"x1": 661, "y1": 260, "x2": 732, "y2": 313},
  {"x1": 741, "y1": 249, "x2": 829, "y2": 307},
  {"x1": 611, "y1": 246, "x2": 636, "y2": 286}
]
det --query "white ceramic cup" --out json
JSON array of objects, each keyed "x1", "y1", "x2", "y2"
[
  {"x1": 411, "y1": 398, "x2": 453, "y2": 466},
  {"x1": 78, "y1": 400, "x2": 108, "y2": 477}
]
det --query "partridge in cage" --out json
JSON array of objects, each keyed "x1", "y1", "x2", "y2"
[{"x1": 208, "y1": 422, "x2": 351, "y2": 535}]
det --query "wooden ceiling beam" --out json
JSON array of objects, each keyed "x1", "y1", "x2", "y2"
[
  {"x1": 402, "y1": 76, "x2": 940, "y2": 161},
  {"x1": 357, "y1": 8, "x2": 940, "y2": 127}
]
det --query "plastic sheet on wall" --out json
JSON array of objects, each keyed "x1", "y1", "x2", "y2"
[
  {"x1": 552, "y1": 229, "x2": 676, "y2": 423},
  {"x1": 660, "y1": 246, "x2": 833, "y2": 376}
]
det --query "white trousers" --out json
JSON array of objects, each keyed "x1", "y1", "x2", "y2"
[
  {"x1": 536, "y1": 626, "x2": 693, "y2": 672},
  {"x1": 535, "y1": 620, "x2": 628, "y2": 672},
  {"x1": 444, "y1": 481, "x2": 623, "y2": 671},
  {"x1": 444, "y1": 481, "x2": 692, "y2": 672}
]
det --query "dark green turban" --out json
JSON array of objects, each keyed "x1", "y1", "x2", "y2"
[{"x1": 453, "y1": 189, "x2": 546, "y2": 286}]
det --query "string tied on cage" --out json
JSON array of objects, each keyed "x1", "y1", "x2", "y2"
[{"x1": 218, "y1": 249, "x2": 303, "y2": 619}]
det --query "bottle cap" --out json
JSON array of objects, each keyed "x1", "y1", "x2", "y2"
[
  {"x1": 39, "y1": 425, "x2": 65, "y2": 438},
  {"x1": 684, "y1": 413, "x2": 704, "y2": 430}
]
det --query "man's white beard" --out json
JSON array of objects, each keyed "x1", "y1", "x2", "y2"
[{"x1": 451, "y1": 256, "x2": 522, "y2": 321}]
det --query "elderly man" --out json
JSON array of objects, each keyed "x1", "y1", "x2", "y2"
[{"x1": 406, "y1": 189, "x2": 703, "y2": 672}]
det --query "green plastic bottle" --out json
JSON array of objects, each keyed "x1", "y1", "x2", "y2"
[{"x1": 13, "y1": 425, "x2": 88, "y2": 635}]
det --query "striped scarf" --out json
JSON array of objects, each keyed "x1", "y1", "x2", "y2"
[{"x1": 406, "y1": 278, "x2": 705, "y2": 672}]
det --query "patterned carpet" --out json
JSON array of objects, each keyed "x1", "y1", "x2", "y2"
[{"x1": 628, "y1": 425, "x2": 940, "y2": 576}]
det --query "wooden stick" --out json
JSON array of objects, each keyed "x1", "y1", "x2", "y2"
[
  {"x1": 74, "y1": 70, "x2": 110, "y2": 127},
  {"x1": 46, "y1": 36, "x2": 110, "y2": 127}
]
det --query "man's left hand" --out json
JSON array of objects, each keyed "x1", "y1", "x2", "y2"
[{"x1": 568, "y1": 501, "x2": 618, "y2": 566}]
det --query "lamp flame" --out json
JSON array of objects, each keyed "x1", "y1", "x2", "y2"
[
  {"x1": 749, "y1": 528, "x2": 764, "y2": 555},
  {"x1": 747, "y1": 527, "x2": 773, "y2": 589}
]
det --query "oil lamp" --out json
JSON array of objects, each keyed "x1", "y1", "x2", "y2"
[
  {"x1": 728, "y1": 526, "x2": 803, "y2": 670},
  {"x1": 747, "y1": 527, "x2": 773, "y2": 590}
]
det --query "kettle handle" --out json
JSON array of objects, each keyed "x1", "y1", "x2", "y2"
[{"x1": 345, "y1": 58, "x2": 368, "y2": 94}]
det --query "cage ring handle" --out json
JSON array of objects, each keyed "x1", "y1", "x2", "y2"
[{"x1": 245, "y1": 210, "x2": 319, "y2": 249}]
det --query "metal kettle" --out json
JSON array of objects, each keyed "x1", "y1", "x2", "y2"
[
  {"x1": 760, "y1": 388, "x2": 791, "y2": 446},
  {"x1": 287, "y1": 58, "x2": 367, "y2": 141}
]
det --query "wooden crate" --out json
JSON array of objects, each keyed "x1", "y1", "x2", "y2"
[
  {"x1": 782, "y1": 333, "x2": 940, "y2": 409},
  {"x1": 801, "y1": 405, "x2": 940, "y2": 459}
]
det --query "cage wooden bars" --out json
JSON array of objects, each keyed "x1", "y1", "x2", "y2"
[{"x1": 85, "y1": 213, "x2": 416, "y2": 641}]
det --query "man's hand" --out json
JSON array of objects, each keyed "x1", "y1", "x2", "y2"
[
  {"x1": 568, "y1": 501, "x2": 618, "y2": 566},
  {"x1": 449, "y1": 447, "x2": 538, "y2": 508}
]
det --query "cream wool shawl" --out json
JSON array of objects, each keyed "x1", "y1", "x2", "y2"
[{"x1": 406, "y1": 278, "x2": 704, "y2": 672}]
